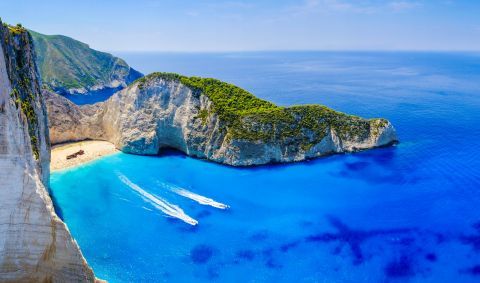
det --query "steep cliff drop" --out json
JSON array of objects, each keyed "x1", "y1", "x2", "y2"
[
  {"x1": 30, "y1": 30, "x2": 142, "y2": 96},
  {"x1": 47, "y1": 73, "x2": 398, "y2": 166},
  {"x1": 0, "y1": 23, "x2": 95, "y2": 282}
]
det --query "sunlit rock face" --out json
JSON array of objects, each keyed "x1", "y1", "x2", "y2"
[
  {"x1": 0, "y1": 22, "x2": 95, "y2": 282},
  {"x1": 47, "y1": 74, "x2": 397, "y2": 166}
]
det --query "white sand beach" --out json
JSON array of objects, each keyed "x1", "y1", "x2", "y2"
[{"x1": 51, "y1": 140, "x2": 119, "y2": 171}]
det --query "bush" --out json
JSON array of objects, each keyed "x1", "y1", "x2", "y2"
[{"x1": 136, "y1": 72, "x2": 379, "y2": 145}]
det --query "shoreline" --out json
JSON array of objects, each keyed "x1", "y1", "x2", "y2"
[{"x1": 50, "y1": 140, "x2": 119, "y2": 172}]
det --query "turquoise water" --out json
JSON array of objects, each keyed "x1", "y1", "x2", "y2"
[{"x1": 51, "y1": 52, "x2": 480, "y2": 282}]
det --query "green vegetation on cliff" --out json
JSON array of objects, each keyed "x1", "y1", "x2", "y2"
[
  {"x1": 30, "y1": 31, "x2": 142, "y2": 94},
  {"x1": 137, "y1": 73, "x2": 388, "y2": 148},
  {"x1": 1, "y1": 22, "x2": 41, "y2": 158}
]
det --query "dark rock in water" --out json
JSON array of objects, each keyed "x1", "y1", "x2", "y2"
[
  {"x1": 236, "y1": 249, "x2": 256, "y2": 261},
  {"x1": 473, "y1": 222, "x2": 480, "y2": 231},
  {"x1": 398, "y1": 237, "x2": 415, "y2": 246},
  {"x1": 462, "y1": 265, "x2": 480, "y2": 276},
  {"x1": 265, "y1": 258, "x2": 282, "y2": 269},
  {"x1": 280, "y1": 241, "x2": 301, "y2": 253},
  {"x1": 250, "y1": 231, "x2": 269, "y2": 242},
  {"x1": 306, "y1": 216, "x2": 413, "y2": 265},
  {"x1": 384, "y1": 255, "x2": 414, "y2": 278},
  {"x1": 191, "y1": 245, "x2": 215, "y2": 264},
  {"x1": 425, "y1": 253, "x2": 437, "y2": 262},
  {"x1": 460, "y1": 223, "x2": 480, "y2": 251}
]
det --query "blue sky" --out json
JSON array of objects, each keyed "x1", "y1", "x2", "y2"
[{"x1": 1, "y1": 0, "x2": 479, "y2": 52}]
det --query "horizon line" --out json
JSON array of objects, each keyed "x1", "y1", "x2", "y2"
[{"x1": 109, "y1": 49, "x2": 480, "y2": 54}]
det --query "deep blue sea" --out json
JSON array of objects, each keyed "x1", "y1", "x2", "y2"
[
  {"x1": 50, "y1": 52, "x2": 480, "y2": 282},
  {"x1": 62, "y1": 86, "x2": 124, "y2": 105}
]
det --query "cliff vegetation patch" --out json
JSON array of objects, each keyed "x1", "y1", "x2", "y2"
[
  {"x1": 1, "y1": 22, "x2": 41, "y2": 158},
  {"x1": 137, "y1": 72, "x2": 388, "y2": 148}
]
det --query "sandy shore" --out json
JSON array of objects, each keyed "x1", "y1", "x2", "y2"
[{"x1": 51, "y1": 140, "x2": 119, "y2": 171}]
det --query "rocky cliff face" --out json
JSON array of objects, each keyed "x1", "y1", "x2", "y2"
[
  {"x1": 0, "y1": 22, "x2": 95, "y2": 282},
  {"x1": 48, "y1": 73, "x2": 397, "y2": 166}
]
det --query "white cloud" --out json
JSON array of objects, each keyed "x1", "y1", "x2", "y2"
[
  {"x1": 388, "y1": 1, "x2": 421, "y2": 12},
  {"x1": 292, "y1": 0, "x2": 421, "y2": 15},
  {"x1": 301, "y1": 0, "x2": 377, "y2": 13}
]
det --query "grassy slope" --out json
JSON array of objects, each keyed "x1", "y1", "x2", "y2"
[
  {"x1": 30, "y1": 30, "x2": 140, "y2": 92},
  {"x1": 137, "y1": 73, "x2": 388, "y2": 148}
]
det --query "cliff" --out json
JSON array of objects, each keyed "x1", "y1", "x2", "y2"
[
  {"x1": 30, "y1": 30, "x2": 142, "y2": 95},
  {"x1": 0, "y1": 22, "x2": 95, "y2": 282},
  {"x1": 47, "y1": 72, "x2": 397, "y2": 166}
]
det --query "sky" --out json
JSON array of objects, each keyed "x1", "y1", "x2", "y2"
[{"x1": 0, "y1": 0, "x2": 479, "y2": 52}]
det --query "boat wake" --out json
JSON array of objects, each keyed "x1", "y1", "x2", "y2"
[
  {"x1": 160, "y1": 182, "x2": 229, "y2": 210},
  {"x1": 116, "y1": 172, "x2": 198, "y2": 225}
]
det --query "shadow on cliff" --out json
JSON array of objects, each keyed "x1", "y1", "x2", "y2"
[{"x1": 47, "y1": 188, "x2": 65, "y2": 221}]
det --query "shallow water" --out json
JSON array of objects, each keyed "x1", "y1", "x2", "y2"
[{"x1": 51, "y1": 51, "x2": 480, "y2": 282}]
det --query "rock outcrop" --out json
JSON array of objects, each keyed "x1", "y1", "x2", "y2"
[
  {"x1": 30, "y1": 30, "x2": 142, "y2": 95},
  {"x1": 0, "y1": 22, "x2": 95, "y2": 282},
  {"x1": 47, "y1": 73, "x2": 397, "y2": 166}
]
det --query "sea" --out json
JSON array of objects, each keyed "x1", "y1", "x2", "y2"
[{"x1": 50, "y1": 51, "x2": 480, "y2": 282}]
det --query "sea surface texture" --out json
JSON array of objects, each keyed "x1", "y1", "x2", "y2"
[{"x1": 51, "y1": 52, "x2": 480, "y2": 282}]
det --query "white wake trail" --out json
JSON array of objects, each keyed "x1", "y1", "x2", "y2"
[
  {"x1": 116, "y1": 173, "x2": 198, "y2": 225},
  {"x1": 161, "y1": 183, "x2": 229, "y2": 210}
]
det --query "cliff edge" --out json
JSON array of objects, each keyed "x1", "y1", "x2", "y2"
[
  {"x1": 0, "y1": 22, "x2": 95, "y2": 282},
  {"x1": 48, "y1": 72, "x2": 397, "y2": 166},
  {"x1": 30, "y1": 30, "x2": 142, "y2": 95}
]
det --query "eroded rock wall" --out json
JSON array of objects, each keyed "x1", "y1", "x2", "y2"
[
  {"x1": 0, "y1": 23, "x2": 95, "y2": 282},
  {"x1": 48, "y1": 77, "x2": 397, "y2": 166}
]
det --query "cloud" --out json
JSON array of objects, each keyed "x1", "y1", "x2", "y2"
[
  {"x1": 292, "y1": 0, "x2": 422, "y2": 15},
  {"x1": 388, "y1": 1, "x2": 421, "y2": 12},
  {"x1": 299, "y1": 0, "x2": 377, "y2": 14}
]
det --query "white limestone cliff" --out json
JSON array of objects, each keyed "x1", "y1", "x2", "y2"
[
  {"x1": 47, "y1": 75, "x2": 398, "y2": 166},
  {"x1": 0, "y1": 23, "x2": 95, "y2": 282}
]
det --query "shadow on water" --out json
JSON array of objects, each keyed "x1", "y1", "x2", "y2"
[
  {"x1": 224, "y1": 216, "x2": 480, "y2": 280},
  {"x1": 460, "y1": 222, "x2": 480, "y2": 251},
  {"x1": 154, "y1": 144, "x2": 403, "y2": 179},
  {"x1": 457, "y1": 223, "x2": 480, "y2": 277},
  {"x1": 461, "y1": 265, "x2": 480, "y2": 276},
  {"x1": 305, "y1": 216, "x2": 414, "y2": 265},
  {"x1": 331, "y1": 146, "x2": 424, "y2": 185},
  {"x1": 191, "y1": 244, "x2": 217, "y2": 264},
  {"x1": 384, "y1": 255, "x2": 416, "y2": 278}
]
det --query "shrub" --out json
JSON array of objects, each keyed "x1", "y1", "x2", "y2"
[{"x1": 136, "y1": 72, "x2": 380, "y2": 146}]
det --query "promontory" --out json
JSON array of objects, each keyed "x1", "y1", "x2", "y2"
[{"x1": 47, "y1": 72, "x2": 398, "y2": 166}]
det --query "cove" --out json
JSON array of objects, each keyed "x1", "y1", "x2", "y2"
[{"x1": 51, "y1": 51, "x2": 480, "y2": 282}]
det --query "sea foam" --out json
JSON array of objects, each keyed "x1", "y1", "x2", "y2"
[
  {"x1": 117, "y1": 172, "x2": 198, "y2": 225},
  {"x1": 160, "y1": 182, "x2": 229, "y2": 209}
]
